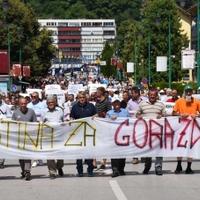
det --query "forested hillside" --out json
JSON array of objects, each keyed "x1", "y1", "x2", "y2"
[{"x1": 26, "y1": 0, "x2": 142, "y2": 24}]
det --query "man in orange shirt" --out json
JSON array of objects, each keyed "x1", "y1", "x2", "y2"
[{"x1": 173, "y1": 85, "x2": 200, "y2": 174}]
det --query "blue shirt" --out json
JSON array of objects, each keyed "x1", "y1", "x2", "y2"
[
  {"x1": 106, "y1": 108, "x2": 130, "y2": 118},
  {"x1": 70, "y1": 102, "x2": 97, "y2": 119}
]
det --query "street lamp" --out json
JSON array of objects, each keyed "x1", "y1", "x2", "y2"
[
  {"x1": 168, "y1": 14, "x2": 172, "y2": 89},
  {"x1": 134, "y1": 41, "x2": 138, "y2": 84},
  {"x1": 148, "y1": 34, "x2": 151, "y2": 85}
]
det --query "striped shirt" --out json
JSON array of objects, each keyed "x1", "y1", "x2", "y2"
[
  {"x1": 137, "y1": 100, "x2": 165, "y2": 118},
  {"x1": 95, "y1": 98, "x2": 112, "y2": 118}
]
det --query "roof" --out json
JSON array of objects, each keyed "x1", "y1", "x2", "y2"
[{"x1": 187, "y1": 4, "x2": 197, "y2": 17}]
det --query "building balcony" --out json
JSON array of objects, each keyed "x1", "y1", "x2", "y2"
[
  {"x1": 58, "y1": 35, "x2": 81, "y2": 39},
  {"x1": 58, "y1": 43, "x2": 81, "y2": 48},
  {"x1": 58, "y1": 27, "x2": 81, "y2": 31}
]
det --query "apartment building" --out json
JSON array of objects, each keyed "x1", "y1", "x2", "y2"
[{"x1": 38, "y1": 19, "x2": 116, "y2": 64}]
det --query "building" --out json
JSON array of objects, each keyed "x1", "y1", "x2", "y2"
[
  {"x1": 178, "y1": 6, "x2": 192, "y2": 49},
  {"x1": 177, "y1": 6, "x2": 194, "y2": 82},
  {"x1": 38, "y1": 19, "x2": 116, "y2": 64},
  {"x1": 187, "y1": 4, "x2": 197, "y2": 51}
]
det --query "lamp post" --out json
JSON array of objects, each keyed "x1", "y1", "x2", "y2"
[
  {"x1": 18, "y1": 28, "x2": 22, "y2": 66},
  {"x1": 134, "y1": 41, "x2": 137, "y2": 84},
  {"x1": 197, "y1": 0, "x2": 200, "y2": 87},
  {"x1": 148, "y1": 34, "x2": 151, "y2": 85},
  {"x1": 168, "y1": 14, "x2": 172, "y2": 89},
  {"x1": 17, "y1": 28, "x2": 23, "y2": 81}
]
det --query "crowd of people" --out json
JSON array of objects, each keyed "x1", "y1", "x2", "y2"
[{"x1": 0, "y1": 74, "x2": 200, "y2": 181}]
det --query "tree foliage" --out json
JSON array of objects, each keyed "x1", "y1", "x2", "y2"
[
  {"x1": 0, "y1": 0, "x2": 194, "y2": 83},
  {"x1": 26, "y1": 0, "x2": 142, "y2": 24},
  {"x1": 0, "y1": 0, "x2": 56, "y2": 77},
  {"x1": 100, "y1": 42, "x2": 116, "y2": 77},
  {"x1": 139, "y1": 0, "x2": 189, "y2": 83}
]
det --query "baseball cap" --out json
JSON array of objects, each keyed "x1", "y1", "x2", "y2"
[{"x1": 184, "y1": 85, "x2": 193, "y2": 91}]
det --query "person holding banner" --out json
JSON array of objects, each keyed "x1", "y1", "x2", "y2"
[
  {"x1": 70, "y1": 91, "x2": 97, "y2": 177},
  {"x1": 136, "y1": 88, "x2": 165, "y2": 176},
  {"x1": 127, "y1": 86, "x2": 146, "y2": 164},
  {"x1": 12, "y1": 97, "x2": 37, "y2": 181},
  {"x1": 166, "y1": 89, "x2": 179, "y2": 103},
  {"x1": 120, "y1": 91, "x2": 130, "y2": 109},
  {"x1": 28, "y1": 92, "x2": 46, "y2": 167},
  {"x1": 63, "y1": 94, "x2": 76, "y2": 121},
  {"x1": 95, "y1": 87, "x2": 112, "y2": 170},
  {"x1": 173, "y1": 85, "x2": 200, "y2": 174},
  {"x1": 42, "y1": 96, "x2": 64, "y2": 179},
  {"x1": 106, "y1": 99, "x2": 130, "y2": 177}
]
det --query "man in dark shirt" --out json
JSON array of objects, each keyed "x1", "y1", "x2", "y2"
[
  {"x1": 95, "y1": 87, "x2": 112, "y2": 118},
  {"x1": 70, "y1": 91, "x2": 97, "y2": 177},
  {"x1": 95, "y1": 87, "x2": 112, "y2": 169},
  {"x1": 12, "y1": 97, "x2": 37, "y2": 181},
  {"x1": 120, "y1": 91, "x2": 130, "y2": 108}
]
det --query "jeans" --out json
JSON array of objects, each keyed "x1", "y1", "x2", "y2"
[
  {"x1": 144, "y1": 157, "x2": 163, "y2": 170},
  {"x1": 76, "y1": 159, "x2": 93, "y2": 175}
]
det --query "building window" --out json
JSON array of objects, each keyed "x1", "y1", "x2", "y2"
[
  {"x1": 69, "y1": 22, "x2": 80, "y2": 27},
  {"x1": 103, "y1": 30, "x2": 115, "y2": 35},
  {"x1": 59, "y1": 39, "x2": 81, "y2": 44},
  {"x1": 81, "y1": 22, "x2": 92, "y2": 27},
  {"x1": 61, "y1": 47, "x2": 81, "y2": 52},
  {"x1": 58, "y1": 31, "x2": 81, "y2": 36},
  {"x1": 103, "y1": 22, "x2": 114, "y2": 27},
  {"x1": 92, "y1": 22, "x2": 102, "y2": 27},
  {"x1": 58, "y1": 23, "x2": 68, "y2": 27}
]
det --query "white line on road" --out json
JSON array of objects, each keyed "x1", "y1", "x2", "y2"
[{"x1": 109, "y1": 180, "x2": 128, "y2": 200}]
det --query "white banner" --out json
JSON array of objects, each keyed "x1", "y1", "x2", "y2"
[
  {"x1": 156, "y1": 56, "x2": 167, "y2": 72},
  {"x1": 181, "y1": 49, "x2": 195, "y2": 69},
  {"x1": 88, "y1": 84, "x2": 107, "y2": 95},
  {"x1": 68, "y1": 84, "x2": 83, "y2": 96},
  {"x1": 127, "y1": 62, "x2": 134, "y2": 73},
  {"x1": 1, "y1": 117, "x2": 200, "y2": 159},
  {"x1": 45, "y1": 84, "x2": 65, "y2": 106},
  {"x1": 45, "y1": 84, "x2": 61, "y2": 92}
]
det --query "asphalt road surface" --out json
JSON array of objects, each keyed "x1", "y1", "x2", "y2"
[{"x1": 0, "y1": 159, "x2": 200, "y2": 200}]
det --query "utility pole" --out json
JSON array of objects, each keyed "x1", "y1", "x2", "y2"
[
  {"x1": 134, "y1": 41, "x2": 137, "y2": 84},
  {"x1": 168, "y1": 14, "x2": 172, "y2": 89},
  {"x1": 148, "y1": 34, "x2": 151, "y2": 85}
]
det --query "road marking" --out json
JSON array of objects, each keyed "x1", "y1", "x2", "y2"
[{"x1": 109, "y1": 180, "x2": 128, "y2": 200}]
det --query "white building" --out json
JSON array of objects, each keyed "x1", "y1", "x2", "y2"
[{"x1": 38, "y1": 19, "x2": 116, "y2": 64}]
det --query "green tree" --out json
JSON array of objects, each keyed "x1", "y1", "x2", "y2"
[
  {"x1": 67, "y1": 1, "x2": 89, "y2": 18},
  {"x1": 100, "y1": 42, "x2": 116, "y2": 77},
  {"x1": 26, "y1": 0, "x2": 143, "y2": 24},
  {"x1": 26, "y1": 29, "x2": 56, "y2": 76},
  {"x1": 0, "y1": 0, "x2": 56, "y2": 77},
  {"x1": 140, "y1": 0, "x2": 189, "y2": 84}
]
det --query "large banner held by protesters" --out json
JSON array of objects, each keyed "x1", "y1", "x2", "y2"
[{"x1": 1, "y1": 117, "x2": 200, "y2": 159}]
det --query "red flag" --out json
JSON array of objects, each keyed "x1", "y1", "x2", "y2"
[
  {"x1": 12, "y1": 64, "x2": 22, "y2": 77},
  {"x1": 23, "y1": 66, "x2": 30, "y2": 77}
]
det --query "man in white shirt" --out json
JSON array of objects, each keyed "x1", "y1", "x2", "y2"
[
  {"x1": 27, "y1": 92, "x2": 46, "y2": 167},
  {"x1": 42, "y1": 96, "x2": 64, "y2": 179}
]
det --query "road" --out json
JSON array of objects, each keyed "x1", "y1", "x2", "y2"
[{"x1": 0, "y1": 159, "x2": 199, "y2": 200}]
